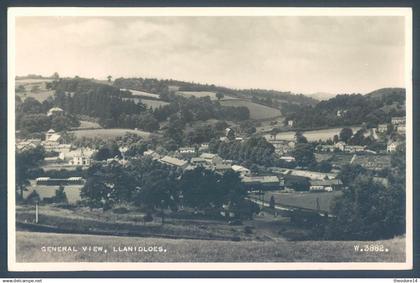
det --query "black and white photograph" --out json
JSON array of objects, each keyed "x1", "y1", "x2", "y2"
[{"x1": 7, "y1": 7, "x2": 413, "y2": 271}]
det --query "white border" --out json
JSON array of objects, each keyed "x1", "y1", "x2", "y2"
[{"x1": 7, "y1": 7, "x2": 413, "y2": 272}]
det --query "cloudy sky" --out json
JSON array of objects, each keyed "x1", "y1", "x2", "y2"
[{"x1": 15, "y1": 16, "x2": 406, "y2": 94}]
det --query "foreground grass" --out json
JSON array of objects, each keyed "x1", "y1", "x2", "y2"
[{"x1": 16, "y1": 231, "x2": 405, "y2": 263}]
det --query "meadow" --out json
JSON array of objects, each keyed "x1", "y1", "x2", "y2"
[
  {"x1": 16, "y1": 231, "x2": 405, "y2": 262},
  {"x1": 16, "y1": 79, "x2": 55, "y2": 102},
  {"x1": 176, "y1": 91, "x2": 236, "y2": 100},
  {"x1": 266, "y1": 126, "x2": 361, "y2": 142},
  {"x1": 120, "y1": 88, "x2": 160, "y2": 99},
  {"x1": 220, "y1": 99, "x2": 282, "y2": 120},
  {"x1": 70, "y1": 128, "x2": 153, "y2": 139}
]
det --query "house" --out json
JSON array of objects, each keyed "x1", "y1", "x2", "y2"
[
  {"x1": 334, "y1": 141, "x2": 346, "y2": 151},
  {"x1": 214, "y1": 163, "x2": 232, "y2": 174},
  {"x1": 45, "y1": 129, "x2": 61, "y2": 142},
  {"x1": 190, "y1": 157, "x2": 208, "y2": 166},
  {"x1": 16, "y1": 139, "x2": 42, "y2": 152},
  {"x1": 200, "y1": 153, "x2": 223, "y2": 164},
  {"x1": 159, "y1": 156, "x2": 188, "y2": 169},
  {"x1": 199, "y1": 143, "x2": 209, "y2": 152},
  {"x1": 378, "y1": 123, "x2": 388, "y2": 133},
  {"x1": 391, "y1": 116, "x2": 405, "y2": 125},
  {"x1": 231, "y1": 165, "x2": 251, "y2": 176},
  {"x1": 287, "y1": 120, "x2": 294, "y2": 127},
  {"x1": 316, "y1": 144, "x2": 336, "y2": 152},
  {"x1": 397, "y1": 125, "x2": 406, "y2": 134},
  {"x1": 47, "y1": 107, "x2": 64, "y2": 117},
  {"x1": 309, "y1": 179, "x2": 343, "y2": 192},
  {"x1": 177, "y1": 147, "x2": 196, "y2": 157},
  {"x1": 143, "y1": 149, "x2": 161, "y2": 160},
  {"x1": 387, "y1": 141, "x2": 400, "y2": 153},
  {"x1": 242, "y1": 175, "x2": 282, "y2": 190}
]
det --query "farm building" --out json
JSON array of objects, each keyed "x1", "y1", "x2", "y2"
[
  {"x1": 309, "y1": 179, "x2": 343, "y2": 192},
  {"x1": 242, "y1": 175, "x2": 282, "y2": 191}
]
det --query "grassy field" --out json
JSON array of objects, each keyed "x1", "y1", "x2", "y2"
[
  {"x1": 73, "y1": 120, "x2": 102, "y2": 130},
  {"x1": 16, "y1": 231, "x2": 405, "y2": 262},
  {"x1": 220, "y1": 99, "x2": 282, "y2": 120},
  {"x1": 266, "y1": 126, "x2": 362, "y2": 142},
  {"x1": 120, "y1": 89, "x2": 160, "y2": 99},
  {"x1": 23, "y1": 184, "x2": 83, "y2": 204},
  {"x1": 252, "y1": 191, "x2": 343, "y2": 213},
  {"x1": 176, "y1": 91, "x2": 236, "y2": 101},
  {"x1": 16, "y1": 79, "x2": 55, "y2": 102},
  {"x1": 70, "y1": 128, "x2": 153, "y2": 139}
]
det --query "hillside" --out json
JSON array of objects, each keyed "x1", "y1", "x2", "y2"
[
  {"x1": 284, "y1": 88, "x2": 405, "y2": 129},
  {"x1": 16, "y1": 231, "x2": 405, "y2": 263},
  {"x1": 220, "y1": 99, "x2": 282, "y2": 120}
]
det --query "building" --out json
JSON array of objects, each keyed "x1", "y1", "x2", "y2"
[
  {"x1": 397, "y1": 125, "x2": 406, "y2": 134},
  {"x1": 45, "y1": 129, "x2": 61, "y2": 142},
  {"x1": 159, "y1": 156, "x2": 188, "y2": 169},
  {"x1": 387, "y1": 141, "x2": 400, "y2": 153},
  {"x1": 279, "y1": 156, "x2": 296, "y2": 163},
  {"x1": 287, "y1": 120, "x2": 294, "y2": 127},
  {"x1": 378, "y1": 123, "x2": 388, "y2": 133},
  {"x1": 334, "y1": 141, "x2": 346, "y2": 151},
  {"x1": 178, "y1": 147, "x2": 196, "y2": 154},
  {"x1": 344, "y1": 145, "x2": 366, "y2": 153},
  {"x1": 143, "y1": 149, "x2": 161, "y2": 160},
  {"x1": 47, "y1": 107, "x2": 64, "y2": 117},
  {"x1": 16, "y1": 139, "x2": 42, "y2": 152},
  {"x1": 200, "y1": 153, "x2": 223, "y2": 164},
  {"x1": 309, "y1": 179, "x2": 343, "y2": 192},
  {"x1": 231, "y1": 165, "x2": 251, "y2": 176},
  {"x1": 391, "y1": 116, "x2": 405, "y2": 125},
  {"x1": 242, "y1": 175, "x2": 282, "y2": 190},
  {"x1": 316, "y1": 144, "x2": 336, "y2": 152},
  {"x1": 199, "y1": 143, "x2": 209, "y2": 152},
  {"x1": 286, "y1": 168, "x2": 337, "y2": 180}
]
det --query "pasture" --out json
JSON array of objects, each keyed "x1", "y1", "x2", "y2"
[
  {"x1": 16, "y1": 231, "x2": 405, "y2": 263},
  {"x1": 123, "y1": 98, "x2": 169, "y2": 109},
  {"x1": 176, "y1": 91, "x2": 236, "y2": 101},
  {"x1": 266, "y1": 126, "x2": 361, "y2": 142},
  {"x1": 70, "y1": 128, "x2": 153, "y2": 139},
  {"x1": 120, "y1": 88, "x2": 160, "y2": 99},
  {"x1": 23, "y1": 184, "x2": 83, "y2": 204},
  {"x1": 220, "y1": 99, "x2": 282, "y2": 120},
  {"x1": 16, "y1": 79, "x2": 55, "y2": 102}
]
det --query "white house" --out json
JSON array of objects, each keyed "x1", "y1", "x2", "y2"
[
  {"x1": 391, "y1": 116, "x2": 405, "y2": 125},
  {"x1": 378, "y1": 124, "x2": 388, "y2": 133},
  {"x1": 387, "y1": 141, "x2": 400, "y2": 153}
]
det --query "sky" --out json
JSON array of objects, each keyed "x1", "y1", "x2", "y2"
[{"x1": 15, "y1": 16, "x2": 406, "y2": 95}]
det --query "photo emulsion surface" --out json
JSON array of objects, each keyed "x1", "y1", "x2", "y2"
[{"x1": 8, "y1": 8, "x2": 413, "y2": 271}]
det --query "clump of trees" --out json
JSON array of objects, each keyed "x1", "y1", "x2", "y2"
[
  {"x1": 16, "y1": 146, "x2": 45, "y2": 199},
  {"x1": 80, "y1": 158, "x2": 250, "y2": 218}
]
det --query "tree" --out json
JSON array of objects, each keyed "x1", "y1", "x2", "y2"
[
  {"x1": 107, "y1": 75, "x2": 112, "y2": 83},
  {"x1": 16, "y1": 85, "x2": 25, "y2": 92},
  {"x1": 54, "y1": 185, "x2": 68, "y2": 203},
  {"x1": 216, "y1": 92, "x2": 224, "y2": 100},
  {"x1": 16, "y1": 146, "x2": 45, "y2": 199},
  {"x1": 333, "y1": 134, "x2": 339, "y2": 144},
  {"x1": 325, "y1": 175, "x2": 405, "y2": 240},
  {"x1": 52, "y1": 72, "x2": 60, "y2": 80},
  {"x1": 269, "y1": 196, "x2": 275, "y2": 209},
  {"x1": 339, "y1": 128, "x2": 353, "y2": 143},
  {"x1": 293, "y1": 143, "x2": 316, "y2": 167},
  {"x1": 295, "y1": 131, "x2": 308, "y2": 144},
  {"x1": 316, "y1": 160, "x2": 332, "y2": 173}
]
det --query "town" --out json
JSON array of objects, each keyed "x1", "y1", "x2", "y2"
[{"x1": 15, "y1": 75, "x2": 406, "y2": 248}]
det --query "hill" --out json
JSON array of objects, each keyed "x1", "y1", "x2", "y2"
[
  {"x1": 284, "y1": 88, "x2": 405, "y2": 129},
  {"x1": 16, "y1": 231, "x2": 405, "y2": 263},
  {"x1": 220, "y1": 99, "x2": 282, "y2": 120}
]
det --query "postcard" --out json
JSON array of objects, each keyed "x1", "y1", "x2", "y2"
[{"x1": 7, "y1": 7, "x2": 413, "y2": 271}]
